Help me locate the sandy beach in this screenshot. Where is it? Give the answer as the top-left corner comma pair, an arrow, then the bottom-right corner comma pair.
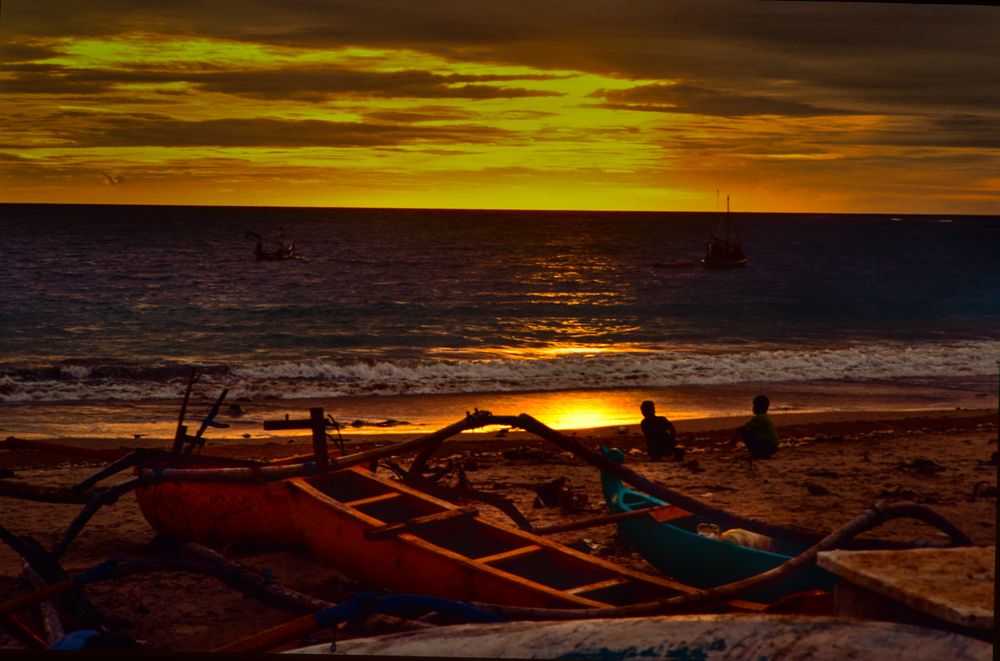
0,407 -> 995,652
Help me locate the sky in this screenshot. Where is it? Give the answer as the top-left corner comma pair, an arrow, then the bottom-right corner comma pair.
2,1 -> 998,213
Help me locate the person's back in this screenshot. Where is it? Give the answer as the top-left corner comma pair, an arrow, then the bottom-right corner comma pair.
639,400 -> 681,461
733,395 -> 779,459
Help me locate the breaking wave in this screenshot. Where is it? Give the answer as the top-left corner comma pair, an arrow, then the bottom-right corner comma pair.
0,340 -> 995,403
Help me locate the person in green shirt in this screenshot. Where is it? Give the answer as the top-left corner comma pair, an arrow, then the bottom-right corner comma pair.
730,395 -> 779,461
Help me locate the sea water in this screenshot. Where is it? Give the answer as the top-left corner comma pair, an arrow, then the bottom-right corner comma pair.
1,204 -> 997,439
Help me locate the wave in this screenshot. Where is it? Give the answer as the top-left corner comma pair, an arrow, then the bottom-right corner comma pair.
0,340 -> 995,403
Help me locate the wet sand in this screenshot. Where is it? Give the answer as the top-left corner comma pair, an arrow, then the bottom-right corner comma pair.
0,409 -> 996,652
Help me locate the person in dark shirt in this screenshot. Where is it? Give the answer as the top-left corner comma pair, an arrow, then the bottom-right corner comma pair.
640,400 -> 683,461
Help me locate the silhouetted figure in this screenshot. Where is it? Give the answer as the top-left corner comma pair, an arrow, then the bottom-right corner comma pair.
640,400 -> 683,461
730,395 -> 779,462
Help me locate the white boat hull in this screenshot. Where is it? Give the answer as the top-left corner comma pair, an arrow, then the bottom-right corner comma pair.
286,614 -> 991,659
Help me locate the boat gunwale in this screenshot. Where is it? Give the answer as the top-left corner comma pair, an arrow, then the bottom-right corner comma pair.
291,466 -> 732,600
287,474 -> 610,608
608,481 -> 809,563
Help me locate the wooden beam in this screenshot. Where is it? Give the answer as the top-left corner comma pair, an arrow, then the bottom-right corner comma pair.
364,506 -> 479,541
309,407 -> 329,470
477,545 -> 542,565
533,509 -> 665,536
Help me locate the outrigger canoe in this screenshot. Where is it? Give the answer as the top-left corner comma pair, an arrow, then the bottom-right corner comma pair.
600,447 -> 838,602
136,463 -> 766,611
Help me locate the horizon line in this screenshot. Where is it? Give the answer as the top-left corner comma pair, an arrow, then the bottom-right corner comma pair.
0,201 -> 993,218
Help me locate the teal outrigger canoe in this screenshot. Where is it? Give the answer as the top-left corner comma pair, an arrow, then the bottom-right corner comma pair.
600,447 -> 838,602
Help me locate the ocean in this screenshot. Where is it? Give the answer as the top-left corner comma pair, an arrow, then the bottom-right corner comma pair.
1,204 -> 998,440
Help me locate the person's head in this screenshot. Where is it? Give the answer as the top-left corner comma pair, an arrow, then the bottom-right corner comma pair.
752,395 -> 770,415
640,400 -> 656,417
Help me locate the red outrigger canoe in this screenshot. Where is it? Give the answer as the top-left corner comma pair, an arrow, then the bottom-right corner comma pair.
136,463 -> 765,611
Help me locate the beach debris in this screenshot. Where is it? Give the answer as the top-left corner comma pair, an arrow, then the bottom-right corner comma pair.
719,528 -> 777,552
971,481 -> 997,500
877,487 -> 916,500
534,477 -> 568,508
616,426 -> 628,435
503,446 -> 550,462
348,419 -> 409,428
532,477 -> 590,512
692,483 -> 737,493
975,451 -> 998,468
566,538 -> 600,554
594,534 -> 636,558
805,469 -> 839,478
899,457 -> 946,475
682,459 -> 705,473
805,482 -> 834,496
813,435 -> 844,443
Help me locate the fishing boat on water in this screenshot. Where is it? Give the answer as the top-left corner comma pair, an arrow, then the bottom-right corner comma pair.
247,229 -> 295,261
701,194 -> 747,268
600,447 -> 837,602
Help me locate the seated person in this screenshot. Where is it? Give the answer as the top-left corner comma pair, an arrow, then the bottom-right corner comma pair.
730,395 -> 779,460
639,400 -> 683,461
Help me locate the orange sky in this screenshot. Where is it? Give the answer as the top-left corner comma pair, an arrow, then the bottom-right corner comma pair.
2,2 -> 998,213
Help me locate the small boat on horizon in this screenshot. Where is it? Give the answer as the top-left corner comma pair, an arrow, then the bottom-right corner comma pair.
701,194 -> 747,269
247,229 -> 296,261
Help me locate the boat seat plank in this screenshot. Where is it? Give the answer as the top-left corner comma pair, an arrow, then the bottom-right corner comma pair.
344,492 -> 401,507
566,577 -> 630,595
650,505 -> 691,523
364,506 -> 479,541
477,545 -> 542,565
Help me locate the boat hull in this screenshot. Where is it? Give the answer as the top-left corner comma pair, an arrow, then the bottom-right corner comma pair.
286,467 -> 725,609
288,615 -> 992,659
135,479 -> 301,548
137,464 -> 759,610
701,256 -> 748,268
600,452 -> 837,602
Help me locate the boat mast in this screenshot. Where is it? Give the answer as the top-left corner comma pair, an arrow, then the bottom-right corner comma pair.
725,195 -> 730,241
